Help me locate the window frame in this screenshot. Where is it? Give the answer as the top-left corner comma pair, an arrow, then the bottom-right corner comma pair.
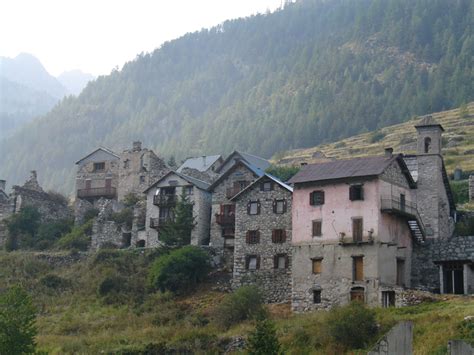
352,217 -> 363,242
93,162 -> 105,172
312,220 -> 322,237
349,184 -> 364,201
310,190 -> 325,206
272,229 -> 286,243
246,230 -> 260,244
312,258 -> 323,274
274,253 -> 289,269
246,255 -> 260,270
247,200 -> 261,215
313,290 -> 322,304
352,256 -> 364,281
261,181 -> 273,192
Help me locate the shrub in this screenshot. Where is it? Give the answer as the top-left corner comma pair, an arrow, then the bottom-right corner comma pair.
450,180 -> 469,205
247,315 -> 281,355
46,190 -> 69,206
456,217 -> 474,236
4,206 -> 41,250
36,219 -> 73,250
98,275 -> 129,297
55,220 -> 92,251
214,285 -> 264,329
326,302 -> 378,350
265,165 -> 300,182
0,285 -> 37,354
369,131 -> 385,143
40,274 -> 70,290
111,208 -> 134,229
123,193 -> 140,207
148,246 -> 210,294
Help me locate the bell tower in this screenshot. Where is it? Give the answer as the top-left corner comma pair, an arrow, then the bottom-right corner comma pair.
415,115 -> 444,155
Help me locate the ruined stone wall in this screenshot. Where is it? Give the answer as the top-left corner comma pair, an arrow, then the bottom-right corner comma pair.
90,198 -> 125,250
76,156 -> 119,192
232,181 -> 292,303
411,235 -> 474,293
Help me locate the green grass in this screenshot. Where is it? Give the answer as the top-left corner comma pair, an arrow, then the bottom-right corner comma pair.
0,251 -> 472,354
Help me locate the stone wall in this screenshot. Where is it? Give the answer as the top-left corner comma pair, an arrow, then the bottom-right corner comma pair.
470,175 -> 474,202
232,179 -> 292,303
411,235 -> 474,293
368,321 -> 413,355
90,198 -> 126,250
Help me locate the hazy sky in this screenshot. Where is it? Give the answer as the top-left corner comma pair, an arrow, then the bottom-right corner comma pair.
0,0 -> 282,76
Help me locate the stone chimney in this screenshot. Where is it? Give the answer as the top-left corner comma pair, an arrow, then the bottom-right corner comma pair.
22,170 -> 43,192
384,147 -> 393,157
469,175 -> 474,202
132,141 -> 142,152
0,180 -> 5,191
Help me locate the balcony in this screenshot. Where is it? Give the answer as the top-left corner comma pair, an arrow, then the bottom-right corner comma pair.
77,187 -> 116,199
380,196 -> 426,243
150,217 -> 174,230
339,232 -> 374,246
153,194 -> 177,206
215,213 -> 235,226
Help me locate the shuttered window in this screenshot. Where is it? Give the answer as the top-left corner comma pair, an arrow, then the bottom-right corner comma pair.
272,229 -> 286,243
310,191 -> 325,205
273,199 -> 287,214
312,220 -> 322,237
353,256 -> 364,281
274,254 -> 289,269
312,259 -> 322,274
247,200 -> 261,215
246,230 -> 260,244
261,181 -> 274,191
349,185 -> 364,201
352,218 -> 363,242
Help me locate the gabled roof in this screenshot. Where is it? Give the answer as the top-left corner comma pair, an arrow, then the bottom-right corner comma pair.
288,154 -> 415,187
414,115 -> 445,131
177,155 -> 222,173
208,159 -> 265,191
231,173 -> 293,201
75,147 -> 120,164
216,151 -> 270,173
144,170 -> 210,193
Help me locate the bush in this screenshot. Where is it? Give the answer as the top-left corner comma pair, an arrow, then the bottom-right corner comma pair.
4,206 -> 41,250
456,217 -> 474,236
55,220 -> 92,251
326,302 -> 378,350
214,285 -> 264,329
148,246 -> 210,294
247,315 -> 281,355
40,274 -> 70,290
265,165 -> 300,182
123,193 -> 140,207
98,275 -> 129,296
0,285 -> 37,354
369,131 -> 385,143
36,219 -> 73,250
46,190 -> 69,206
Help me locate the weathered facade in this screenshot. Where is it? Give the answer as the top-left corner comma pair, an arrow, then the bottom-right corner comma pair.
231,174 -> 293,303
144,171 -> 211,248
209,159 -> 267,271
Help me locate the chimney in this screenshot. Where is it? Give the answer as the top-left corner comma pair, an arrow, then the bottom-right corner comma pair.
384,147 -> 393,157
132,141 -> 142,152
0,180 -> 5,191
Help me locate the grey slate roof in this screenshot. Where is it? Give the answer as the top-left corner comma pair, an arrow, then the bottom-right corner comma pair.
216,151 -> 270,173
177,155 -> 222,173
231,173 -> 293,201
75,147 -> 120,164
144,170 -> 210,193
208,159 -> 265,191
414,115 -> 445,131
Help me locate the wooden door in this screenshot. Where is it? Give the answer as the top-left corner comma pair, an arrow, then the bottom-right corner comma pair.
350,288 -> 365,303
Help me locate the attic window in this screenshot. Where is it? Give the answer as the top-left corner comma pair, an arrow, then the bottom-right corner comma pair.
349,185 -> 364,201
261,181 -> 273,192
93,162 -> 105,171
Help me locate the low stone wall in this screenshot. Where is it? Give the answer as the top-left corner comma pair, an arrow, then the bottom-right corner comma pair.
412,235 -> 474,292
368,321 -> 413,355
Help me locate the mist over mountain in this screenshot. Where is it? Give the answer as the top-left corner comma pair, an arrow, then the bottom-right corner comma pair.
0,0 -> 472,194
57,70 -> 95,96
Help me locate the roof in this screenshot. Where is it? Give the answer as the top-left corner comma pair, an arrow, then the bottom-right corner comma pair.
231,173 -> 293,201
177,155 -> 222,173
216,151 -> 270,173
414,115 -> 445,131
144,170 -> 210,193
208,159 -> 265,191
288,154 -> 414,185
75,147 -> 120,164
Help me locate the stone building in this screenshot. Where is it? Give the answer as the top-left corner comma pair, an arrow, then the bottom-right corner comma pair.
143,171 -> 211,248
0,180 -> 12,244
177,155 -> 223,183
289,153 -> 421,311
208,153 -> 269,271
231,174 -> 293,303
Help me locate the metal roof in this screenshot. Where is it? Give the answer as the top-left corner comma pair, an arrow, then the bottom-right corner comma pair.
177,155 -> 222,173
216,151 -> 270,173
144,170 -> 210,193
288,155 -> 399,184
231,173 -> 293,201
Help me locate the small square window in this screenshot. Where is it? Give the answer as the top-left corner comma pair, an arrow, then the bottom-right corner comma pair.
313,290 -> 321,304
312,220 -> 322,237
262,181 -> 273,191
93,162 -> 105,171
248,201 -> 260,215
310,191 -> 325,205
349,185 -> 364,201
312,259 -> 322,274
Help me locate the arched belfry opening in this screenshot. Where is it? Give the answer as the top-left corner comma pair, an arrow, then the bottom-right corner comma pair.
424,137 -> 431,153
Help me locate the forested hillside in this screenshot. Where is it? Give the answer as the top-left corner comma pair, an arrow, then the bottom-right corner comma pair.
0,0 -> 472,194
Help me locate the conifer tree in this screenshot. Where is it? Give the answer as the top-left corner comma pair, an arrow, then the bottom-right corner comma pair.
247,314 -> 281,355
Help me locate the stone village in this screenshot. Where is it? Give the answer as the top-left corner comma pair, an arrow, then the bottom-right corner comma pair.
1,116 -> 473,312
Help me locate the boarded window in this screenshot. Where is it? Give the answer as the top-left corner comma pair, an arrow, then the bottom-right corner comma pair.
273,199 -> 287,214
352,218 -> 363,242
353,256 -> 364,281
93,162 -> 105,171
246,255 -> 260,270
382,291 -> 395,308
313,290 -> 321,304
312,220 -> 322,237
246,230 -> 260,244
396,259 -> 405,286
247,201 -> 260,215
349,185 -> 364,201
272,229 -> 286,243
312,259 -> 322,274
274,254 -> 288,269
310,191 -> 325,205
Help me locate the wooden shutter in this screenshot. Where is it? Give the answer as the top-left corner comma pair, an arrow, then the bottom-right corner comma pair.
349,186 -> 355,201
247,201 -> 251,215
257,200 -> 261,215
319,191 -> 325,204
256,230 -> 260,243
245,255 -> 250,270
282,230 -> 287,243
312,221 -> 322,237
272,199 -> 276,213
283,199 -> 287,213
271,230 -> 276,243
246,231 -> 250,244
312,259 -> 322,274
352,218 -> 363,242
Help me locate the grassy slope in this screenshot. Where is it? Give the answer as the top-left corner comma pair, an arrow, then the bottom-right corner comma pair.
1,251 -> 472,354
274,102 -> 474,175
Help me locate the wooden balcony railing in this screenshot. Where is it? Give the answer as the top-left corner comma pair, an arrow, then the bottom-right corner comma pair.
77,187 -> 116,199
153,194 -> 177,206
215,213 -> 235,226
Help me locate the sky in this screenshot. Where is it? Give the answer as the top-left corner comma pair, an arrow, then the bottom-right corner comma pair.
0,0 -> 282,77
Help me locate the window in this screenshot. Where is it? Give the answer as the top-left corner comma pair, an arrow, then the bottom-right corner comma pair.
352,218 -> 363,242
424,137 -> 431,153
382,291 -> 395,308
273,199 -> 287,214
353,256 -> 364,281
350,287 -> 365,303
221,204 -> 235,216
313,290 -> 321,304
261,181 -> 273,192
310,191 -> 325,205
274,254 -> 288,269
247,201 -> 260,215
312,258 -> 322,274
246,230 -> 260,244
272,229 -> 286,243
400,194 -> 406,212
246,255 -> 260,270
93,162 -> 105,171
159,207 -> 174,221
396,259 -> 405,286
123,159 -> 130,169
349,185 -> 364,201
184,186 -> 193,195
136,240 -> 146,248
312,220 -> 322,237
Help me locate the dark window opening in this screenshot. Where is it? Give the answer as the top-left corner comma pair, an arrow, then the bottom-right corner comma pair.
349,185 -> 364,201
312,220 -> 322,237
382,291 -> 395,308
313,290 -> 321,304
184,186 -> 193,195
352,218 -> 363,242
246,230 -> 260,244
136,240 -> 146,248
400,194 -> 406,212
261,181 -> 273,192
443,262 -> 465,295
93,162 -> 105,171
310,191 -> 325,206
122,233 -> 132,248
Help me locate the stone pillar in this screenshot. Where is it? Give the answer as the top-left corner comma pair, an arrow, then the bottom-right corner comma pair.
439,265 -> 445,294
469,175 -> 474,202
